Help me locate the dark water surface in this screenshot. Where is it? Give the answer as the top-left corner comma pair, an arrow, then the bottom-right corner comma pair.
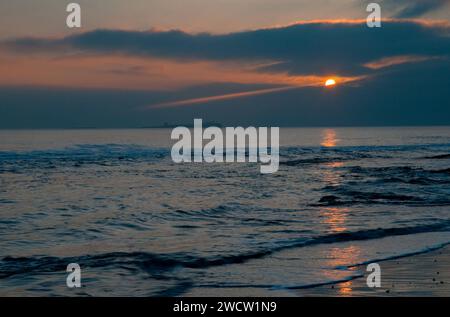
1,127 -> 450,296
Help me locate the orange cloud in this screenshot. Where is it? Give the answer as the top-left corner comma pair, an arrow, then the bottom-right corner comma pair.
146,75 -> 362,109
147,86 -> 296,108
0,50 -> 362,92
266,18 -> 450,29
364,55 -> 439,69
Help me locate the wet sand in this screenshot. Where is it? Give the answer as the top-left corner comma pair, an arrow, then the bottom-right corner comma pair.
295,245 -> 450,296
185,245 -> 450,297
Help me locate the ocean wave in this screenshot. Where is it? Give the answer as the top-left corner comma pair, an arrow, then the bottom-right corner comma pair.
380,177 -> 450,185
348,165 -> 450,176
2,222 -> 449,279
314,191 -> 426,206
0,252 -> 180,279
280,143 -> 450,168
316,188 -> 450,207
282,143 -> 450,154
0,144 -> 169,160
280,157 -> 348,166
423,153 -> 450,159
0,144 -> 169,172
430,168 -> 450,174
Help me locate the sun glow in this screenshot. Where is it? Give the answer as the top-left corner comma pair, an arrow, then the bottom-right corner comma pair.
325,78 -> 336,87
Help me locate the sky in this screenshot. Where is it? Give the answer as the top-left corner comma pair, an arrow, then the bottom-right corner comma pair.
0,0 -> 450,128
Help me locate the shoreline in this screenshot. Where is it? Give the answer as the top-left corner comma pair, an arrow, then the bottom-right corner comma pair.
184,242 -> 450,297
294,244 -> 450,296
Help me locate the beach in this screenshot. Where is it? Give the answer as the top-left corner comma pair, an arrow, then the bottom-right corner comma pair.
296,244 -> 450,296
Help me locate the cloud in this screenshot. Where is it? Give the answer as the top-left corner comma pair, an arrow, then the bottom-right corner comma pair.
3,20 -> 450,79
146,75 -> 362,109
0,52 -> 336,91
374,0 -> 450,18
1,19 -> 450,127
2,58 -> 450,128
363,55 -> 440,69
148,86 -> 297,109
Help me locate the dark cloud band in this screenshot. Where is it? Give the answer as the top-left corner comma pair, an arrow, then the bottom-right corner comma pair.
3,20 -> 450,76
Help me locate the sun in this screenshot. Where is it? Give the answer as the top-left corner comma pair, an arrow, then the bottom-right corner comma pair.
325,79 -> 336,87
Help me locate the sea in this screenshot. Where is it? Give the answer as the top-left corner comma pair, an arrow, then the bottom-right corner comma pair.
0,127 -> 449,296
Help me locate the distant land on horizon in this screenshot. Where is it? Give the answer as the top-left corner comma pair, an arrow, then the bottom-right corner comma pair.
1,124 -> 450,130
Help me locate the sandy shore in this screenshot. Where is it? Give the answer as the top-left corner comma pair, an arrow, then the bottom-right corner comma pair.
295,244 -> 450,296
185,244 -> 450,297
